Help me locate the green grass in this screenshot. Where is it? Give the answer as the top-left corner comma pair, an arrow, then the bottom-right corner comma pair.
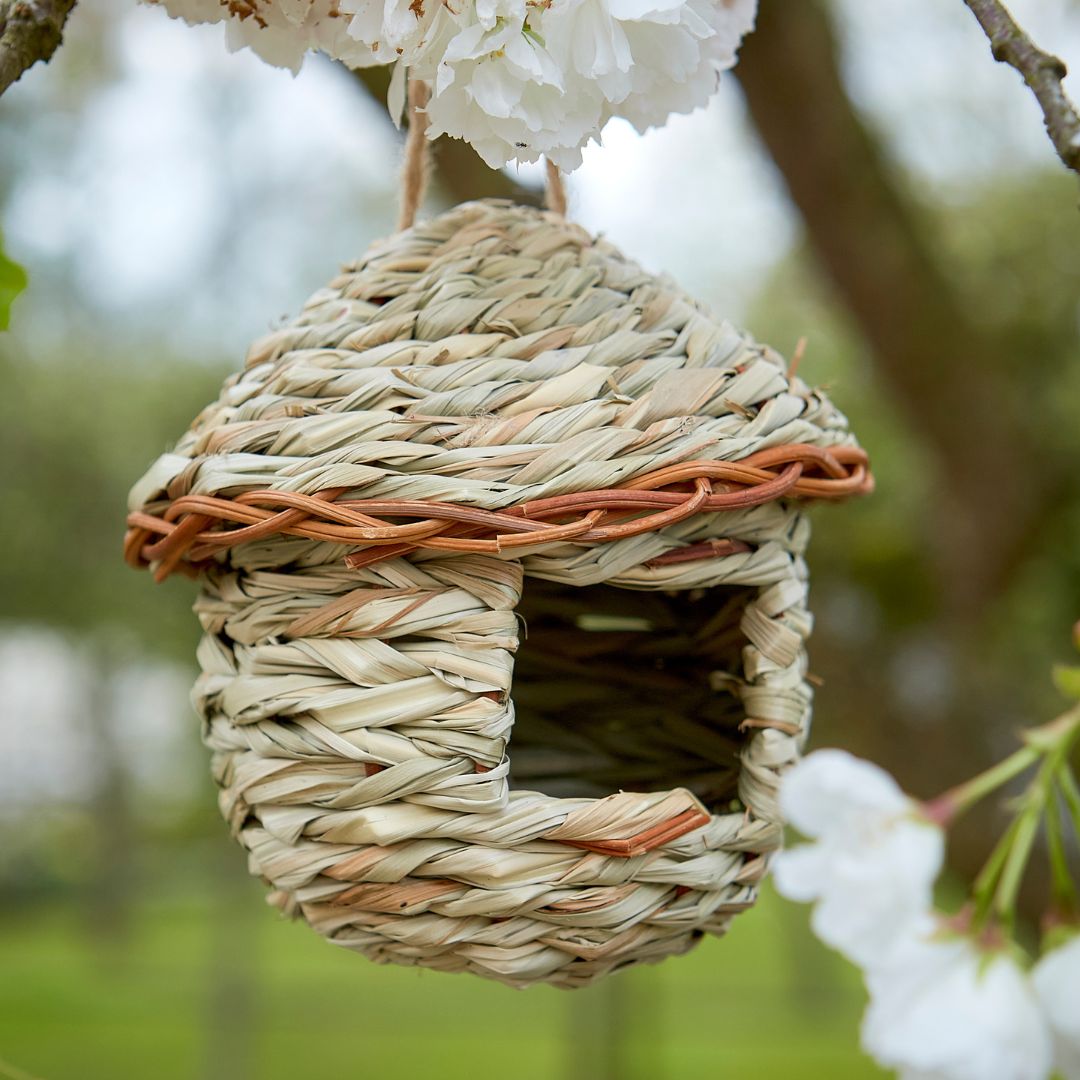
0,883 -> 881,1080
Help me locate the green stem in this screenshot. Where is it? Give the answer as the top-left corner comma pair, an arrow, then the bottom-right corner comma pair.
963,705 -> 1080,927
995,711 -> 1080,922
1059,765 -> 1080,837
993,782 -> 1046,927
972,813 -> 1024,928
926,744 -> 1040,824
1045,784 -> 1079,911
973,709 -> 1080,926
1023,704 -> 1080,753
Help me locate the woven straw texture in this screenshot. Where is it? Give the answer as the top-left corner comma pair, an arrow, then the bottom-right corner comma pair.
127,199 -> 866,989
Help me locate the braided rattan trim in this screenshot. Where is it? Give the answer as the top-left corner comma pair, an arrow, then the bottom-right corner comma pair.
126,443 -> 871,581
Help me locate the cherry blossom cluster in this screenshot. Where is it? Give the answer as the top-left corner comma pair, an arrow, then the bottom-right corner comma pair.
775,745 -> 1080,1080
143,0 -> 757,169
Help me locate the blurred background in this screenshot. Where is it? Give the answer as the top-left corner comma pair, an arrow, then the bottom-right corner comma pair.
2,0 -> 1079,1076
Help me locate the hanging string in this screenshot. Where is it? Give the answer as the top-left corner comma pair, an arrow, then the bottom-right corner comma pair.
398,78 -> 431,232
399,81 -> 566,228
544,158 -> 567,217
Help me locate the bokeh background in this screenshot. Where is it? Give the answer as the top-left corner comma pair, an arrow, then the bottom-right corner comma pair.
2,1 -> 1079,1077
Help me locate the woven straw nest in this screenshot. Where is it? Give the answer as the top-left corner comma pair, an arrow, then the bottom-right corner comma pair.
126,199 -> 870,989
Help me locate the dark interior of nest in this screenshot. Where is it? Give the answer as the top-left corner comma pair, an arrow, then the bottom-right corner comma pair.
508,579 -> 754,811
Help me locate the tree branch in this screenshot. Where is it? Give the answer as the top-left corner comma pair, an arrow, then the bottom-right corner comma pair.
963,0 -> 1080,179
0,0 -> 76,97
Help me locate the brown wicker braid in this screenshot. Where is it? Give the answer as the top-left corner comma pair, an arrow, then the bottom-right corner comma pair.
126,200 -> 870,988
125,443 -> 871,582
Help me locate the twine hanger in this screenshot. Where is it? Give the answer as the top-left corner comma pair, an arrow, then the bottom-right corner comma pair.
397,76 -> 567,231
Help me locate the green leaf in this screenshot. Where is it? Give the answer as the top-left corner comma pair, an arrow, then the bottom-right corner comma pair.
1052,664 -> 1080,700
0,231 -> 28,330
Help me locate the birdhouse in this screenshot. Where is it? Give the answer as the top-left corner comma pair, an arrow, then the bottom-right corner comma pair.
126,199 -> 870,988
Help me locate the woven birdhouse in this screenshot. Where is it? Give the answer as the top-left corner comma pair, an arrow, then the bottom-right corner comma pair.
126,199 -> 870,989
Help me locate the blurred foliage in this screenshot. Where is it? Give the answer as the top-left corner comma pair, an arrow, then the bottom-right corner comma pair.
748,166 -> 1080,734
0,229 -> 27,329
749,257 -> 940,628
1055,662 -> 1080,700
0,346 -> 226,660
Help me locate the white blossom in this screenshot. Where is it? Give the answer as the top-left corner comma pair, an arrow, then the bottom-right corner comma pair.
596,0 -> 757,133
862,930 -> 1052,1080
423,1 -> 599,170
142,0 -> 376,73
1033,934 -> 1080,1080
340,0 -> 454,75
771,749 -> 945,967
143,0 -> 758,169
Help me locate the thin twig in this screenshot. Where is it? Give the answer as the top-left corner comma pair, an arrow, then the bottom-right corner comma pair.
963,0 -> 1080,179
0,0 -> 76,97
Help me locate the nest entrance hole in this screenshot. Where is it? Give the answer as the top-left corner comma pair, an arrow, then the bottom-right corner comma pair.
507,579 -> 754,810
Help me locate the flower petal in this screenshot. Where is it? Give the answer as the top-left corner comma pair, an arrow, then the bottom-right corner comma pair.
780,749 -> 911,839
